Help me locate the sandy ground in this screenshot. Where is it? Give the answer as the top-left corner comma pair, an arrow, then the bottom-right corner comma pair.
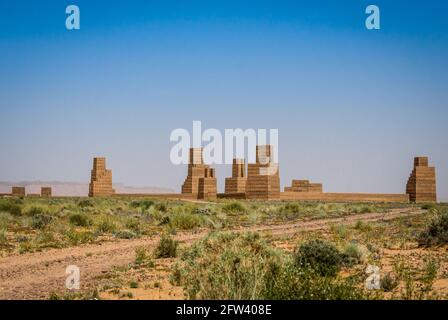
0,207 -> 424,300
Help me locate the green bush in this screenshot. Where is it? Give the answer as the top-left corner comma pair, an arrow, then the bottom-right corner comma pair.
130,200 -> 154,210
349,205 -> 374,214
95,217 -> 117,233
173,232 -> 373,300
294,239 -> 343,277
77,199 -> 94,208
27,206 -> 46,217
0,200 -> 22,216
354,220 -> 372,232
154,235 -> 178,259
173,232 -> 282,299
264,263 -> 373,300
280,203 -> 301,214
125,217 -> 141,233
65,229 -> 95,245
69,213 -> 91,227
276,203 -> 303,220
342,243 -> 365,266
114,230 -> 137,239
155,203 -> 168,213
169,212 -> 203,230
222,202 -> 247,214
31,214 -> 53,229
418,211 -> 448,246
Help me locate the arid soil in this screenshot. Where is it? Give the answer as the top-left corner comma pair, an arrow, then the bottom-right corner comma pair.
0,207 -> 424,299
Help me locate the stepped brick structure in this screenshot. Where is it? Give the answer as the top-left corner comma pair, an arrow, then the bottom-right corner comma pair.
246,145 -> 280,200
11,186 -> 25,197
41,187 -> 52,197
181,148 -> 217,200
285,180 -> 323,193
406,156 -> 436,203
225,159 -> 247,194
88,157 -> 115,197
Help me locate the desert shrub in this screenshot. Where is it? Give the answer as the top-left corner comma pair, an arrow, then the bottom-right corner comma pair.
26,206 -> 46,217
294,239 -> 343,277
381,272 -> 399,292
276,203 -> 302,219
222,202 -> 247,214
130,200 -> 154,210
421,255 -> 439,291
0,212 -> 13,230
0,200 -> 22,216
19,241 -> 33,254
114,230 -> 137,239
418,211 -> 448,246
77,199 -> 93,208
95,217 -> 117,233
421,203 -> 436,210
169,212 -> 203,230
264,262 -> 373,300
173,232 -> 283,299
155,203 -> 168,213
349,205 -> 374,214
331,224 -> 348,239
354,220 -> 372,232
31,214 -> 53,229
65,229 -> 95,245
125,217 -> 141,233
69,213 -> 91,227
135,247 -> 149,265
342,243 -> 365,266
174,232 -> 372,300
34,231 -> 59,248
154,235 -> 178,259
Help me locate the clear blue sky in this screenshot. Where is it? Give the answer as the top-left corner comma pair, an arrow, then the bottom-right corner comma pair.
0,0 -> 447,199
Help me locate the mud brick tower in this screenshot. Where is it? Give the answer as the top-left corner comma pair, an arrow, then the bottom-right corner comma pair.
41,187 -> 52,197
11,186 -> 25,197
406,157 -> 436,203
225,159 -> 247,194
246,145 -> 280,200
88,157 -> 115,197
181,148 -> 217,200
285,180 -> 323,193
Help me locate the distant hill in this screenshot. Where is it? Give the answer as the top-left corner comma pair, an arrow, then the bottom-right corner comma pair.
0,181 -> 174,197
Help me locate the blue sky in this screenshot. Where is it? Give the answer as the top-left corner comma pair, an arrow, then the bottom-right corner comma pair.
0,0 -> 447,199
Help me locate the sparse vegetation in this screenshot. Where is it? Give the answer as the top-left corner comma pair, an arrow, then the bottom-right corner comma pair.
418,209 -> 448,246
1,197 -> 447,300
173,232 -> 375,300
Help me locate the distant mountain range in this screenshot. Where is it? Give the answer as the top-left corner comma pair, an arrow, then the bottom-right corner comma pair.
0,181 -> 174,196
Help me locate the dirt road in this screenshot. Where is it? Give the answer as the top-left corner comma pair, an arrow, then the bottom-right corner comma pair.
0,207 -> 424,299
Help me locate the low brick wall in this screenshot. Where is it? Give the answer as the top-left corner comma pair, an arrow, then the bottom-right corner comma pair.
281,192 -> 409,202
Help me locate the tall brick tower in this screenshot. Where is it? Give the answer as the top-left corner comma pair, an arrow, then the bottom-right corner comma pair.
181,148 -> 217,200
406,156 -> 436,203
88,157 -> 115,197
246,145 -> 280,200
225,159 -> 247,194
